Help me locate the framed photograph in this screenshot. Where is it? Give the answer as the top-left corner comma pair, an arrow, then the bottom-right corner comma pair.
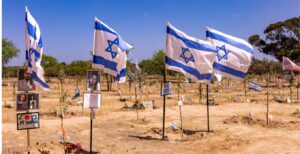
18,69 -> 35,91
86,70 -> 100,91
16,92 -> 29,111
28,92 -> 39,110
17,112 -> 40,130
83,92 -> 101,108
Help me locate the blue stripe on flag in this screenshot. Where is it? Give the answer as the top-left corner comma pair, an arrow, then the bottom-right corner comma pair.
93,55 -> 118,72
167,26 -> 216,53
166,56 -> 212,80
116,68 -> 126,81
31,71 -> 50,89
27,22 -> 37,40
29,48 -> 41,62
206,31 -> 253,54
95,20 -> 117,36
213,62 -> 246,78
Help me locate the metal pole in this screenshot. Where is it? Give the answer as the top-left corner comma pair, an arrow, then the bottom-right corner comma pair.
206,84 -> 210,132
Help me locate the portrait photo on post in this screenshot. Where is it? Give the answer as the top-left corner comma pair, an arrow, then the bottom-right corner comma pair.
86,70 -> 100,91
17,112 -> 40,130
16,92 -> 29,111
18,68 -> 35,91
83,92 -> 101,108
28,92 -> 39,110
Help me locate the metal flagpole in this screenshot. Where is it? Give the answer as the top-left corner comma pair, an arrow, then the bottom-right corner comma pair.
206,84 -> 210,132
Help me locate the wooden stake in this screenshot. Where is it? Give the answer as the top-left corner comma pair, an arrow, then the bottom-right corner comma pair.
199,83 -> 202,104
206,84 -> 210,132
59,79 -> 66,146
267,73 -> 270,125
162,64 -> 167,140
297,74 -> 299,100
179,105 -> 183,140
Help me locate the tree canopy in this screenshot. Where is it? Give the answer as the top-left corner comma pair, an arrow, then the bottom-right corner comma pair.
2,38 -> 20,77
248,17 -> 300,62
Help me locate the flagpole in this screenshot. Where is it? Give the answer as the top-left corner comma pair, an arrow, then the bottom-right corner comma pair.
206,84 -> 210,132
162,58 -> 167,140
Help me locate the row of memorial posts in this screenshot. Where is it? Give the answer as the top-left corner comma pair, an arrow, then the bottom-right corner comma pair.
15,69 -> 102,154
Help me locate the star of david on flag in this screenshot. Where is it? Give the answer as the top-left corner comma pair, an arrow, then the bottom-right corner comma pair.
180,47 -> 195,63
206,27 -> 254,80
105,38 -> 119,59
92,17 -> 133,83
216,45 -> 229,61
166,23 -> 216,83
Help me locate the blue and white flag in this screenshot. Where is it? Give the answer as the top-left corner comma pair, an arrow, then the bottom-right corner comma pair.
92,17 -> 133,83
206,27 -> 254,80
25,6 -> 50,91
166,23 -> 216,83
248,81 -> 261,92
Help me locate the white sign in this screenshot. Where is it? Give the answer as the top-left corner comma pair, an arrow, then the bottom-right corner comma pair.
83,93 -> 101,108
177,100 -> 183,106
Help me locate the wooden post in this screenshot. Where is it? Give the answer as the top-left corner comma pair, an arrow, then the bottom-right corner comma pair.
290,70 -> 293,100
179,105 -> 183,140
59,79 -> 66,146
297,74 -> 299,100
26,90 -> 30,154
162,64 -> 167,140
177,78 -> 180,101
90,108 -> 94,153
199,83 -> 202,104
27,128 -> 30,154
206,84 -> 210,132
267,73 -> 270,125
244,79 -> 247,97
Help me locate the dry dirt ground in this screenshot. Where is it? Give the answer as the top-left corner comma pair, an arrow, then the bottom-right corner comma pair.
2,77 -> 300,154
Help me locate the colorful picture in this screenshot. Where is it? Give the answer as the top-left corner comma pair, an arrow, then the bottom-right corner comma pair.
18,69 -> 35,91
83,93 -> 101,108
17,112 -> 39,130
28,93 -> 39,110
16,93 -> 28,111
86,71 -> 100,91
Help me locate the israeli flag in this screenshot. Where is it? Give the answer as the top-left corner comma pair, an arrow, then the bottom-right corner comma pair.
25,6 -> 50,91
92,17 -> 133,83
206,27 -> 253,80
166,23 -> 216,83
248,81 -> 261,92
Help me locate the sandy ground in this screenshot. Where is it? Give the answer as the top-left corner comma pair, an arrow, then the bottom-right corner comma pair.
2,77 -> 300,154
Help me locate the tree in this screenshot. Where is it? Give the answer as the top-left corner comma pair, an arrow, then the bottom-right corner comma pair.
42,54 -> 60,77
2,38 -> 19,77
66,60 -> 92,76
139,50 -> 165,75
248,17 -> 300,62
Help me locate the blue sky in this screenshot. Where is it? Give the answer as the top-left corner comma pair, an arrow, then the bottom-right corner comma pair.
3,0 -> 300,66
